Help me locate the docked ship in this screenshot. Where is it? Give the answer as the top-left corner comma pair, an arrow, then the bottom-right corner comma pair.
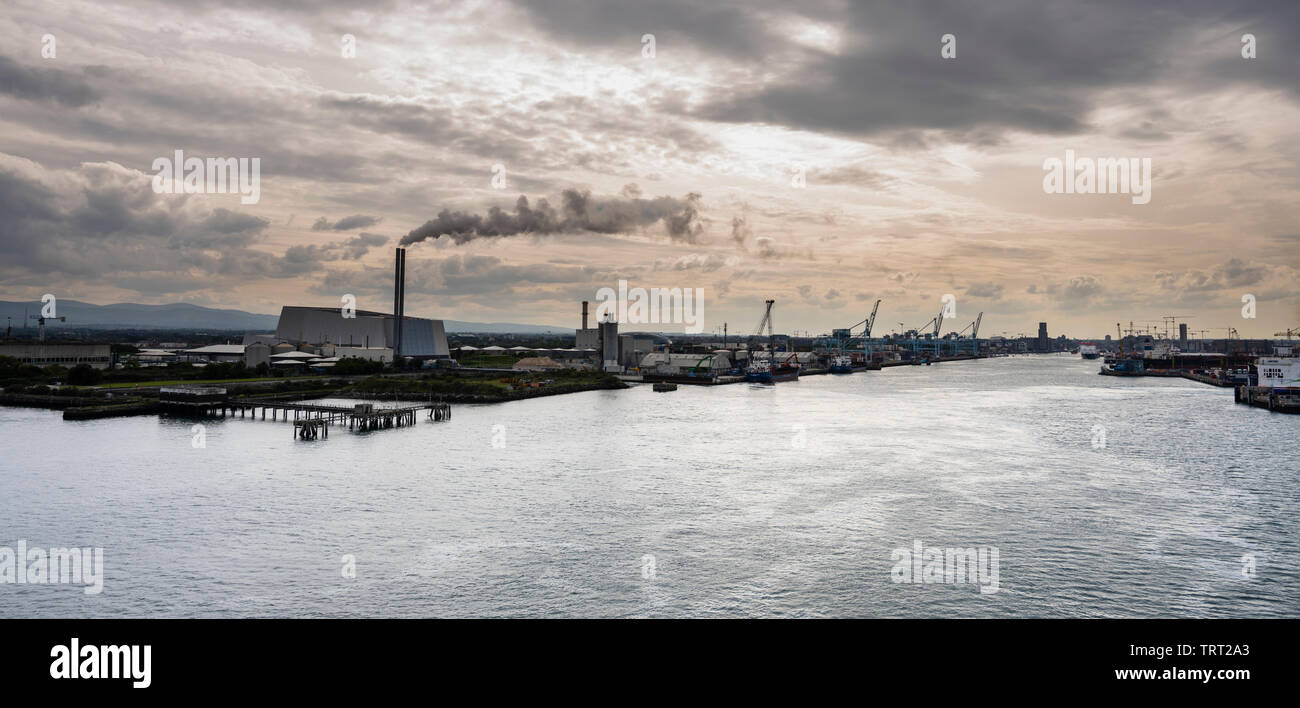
746,354 -> 801,382
746,358 -> 774,383
772,353 -> 801,381
1079,342 -> 1100,360
829,354 -> 853,373
745,299 -> 800,382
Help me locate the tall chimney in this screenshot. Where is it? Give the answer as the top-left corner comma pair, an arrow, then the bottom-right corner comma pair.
393,247 -> 405,358
582,300 -> 589,330
398,247 -> 406,358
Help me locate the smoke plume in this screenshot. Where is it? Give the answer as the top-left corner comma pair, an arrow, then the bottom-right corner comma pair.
401,188 -> 703,246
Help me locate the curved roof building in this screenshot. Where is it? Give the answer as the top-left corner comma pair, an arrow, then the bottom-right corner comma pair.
274,306 -> 449,358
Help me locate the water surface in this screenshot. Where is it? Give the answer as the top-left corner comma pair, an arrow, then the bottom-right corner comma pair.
2,355 -> 1296,617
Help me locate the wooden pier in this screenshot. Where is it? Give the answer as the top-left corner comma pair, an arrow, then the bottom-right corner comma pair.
161,393 -> 452,437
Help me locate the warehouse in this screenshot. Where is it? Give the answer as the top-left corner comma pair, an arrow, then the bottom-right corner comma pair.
274,305 -> 450,361
0,343 -> 113,369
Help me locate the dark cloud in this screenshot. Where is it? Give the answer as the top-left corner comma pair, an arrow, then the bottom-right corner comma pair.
510,0 -> 794,60
653,0 -> 1300,144
0,55 -> 101,107
0,160 -> 330,288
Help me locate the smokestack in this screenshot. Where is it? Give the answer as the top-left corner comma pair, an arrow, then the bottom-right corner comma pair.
582,300 -> 589,330
393,247 -> 406,358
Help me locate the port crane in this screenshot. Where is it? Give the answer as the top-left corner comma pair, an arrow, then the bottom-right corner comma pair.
750,299 -> 778,361
840,299 -> 882,361
29,313 -> 66,342
1160,315 -> 1193,340
905,309 -> 946,358
1274,327 -> 1300,339
954,312 -> 984,356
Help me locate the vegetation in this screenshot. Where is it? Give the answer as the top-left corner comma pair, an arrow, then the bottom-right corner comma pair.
347,369 -> 624,401
455,354 -> 520,368
329,357 -> 387,376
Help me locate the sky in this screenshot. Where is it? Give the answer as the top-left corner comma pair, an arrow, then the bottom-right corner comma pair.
1,0 -> 1297,339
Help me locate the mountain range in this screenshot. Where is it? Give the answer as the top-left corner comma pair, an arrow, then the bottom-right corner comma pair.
0,300 -> 568,334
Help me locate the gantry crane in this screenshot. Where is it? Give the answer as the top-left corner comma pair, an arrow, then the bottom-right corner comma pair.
751,299 -> 778,357
840,299 -> 882,360
954,312 -> 984,356
30,314 -> 66,342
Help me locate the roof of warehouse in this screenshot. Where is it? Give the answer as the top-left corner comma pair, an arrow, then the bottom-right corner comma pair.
183,344 -> 245,354
269,350 -> 318,359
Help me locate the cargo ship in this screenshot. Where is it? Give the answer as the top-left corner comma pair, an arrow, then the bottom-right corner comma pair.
829,354 -> 853,373
1079,342 -> 1100,360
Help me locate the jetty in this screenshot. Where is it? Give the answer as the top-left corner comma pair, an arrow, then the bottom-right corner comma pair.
158,386 -> 451,435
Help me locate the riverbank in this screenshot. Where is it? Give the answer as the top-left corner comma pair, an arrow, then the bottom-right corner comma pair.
1,368 -> 629,418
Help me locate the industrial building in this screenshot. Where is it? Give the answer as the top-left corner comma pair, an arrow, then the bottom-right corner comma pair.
575,300 -> 600,350
182,344 -> 247,363
271,249 -> 449,362
573,300 -> 620,372
0,343 -> 113,369
273,305 -> 448,360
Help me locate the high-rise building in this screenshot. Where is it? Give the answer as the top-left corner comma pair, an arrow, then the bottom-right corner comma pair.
1179,323 -> 1188,350
1037,322 -> 1048,352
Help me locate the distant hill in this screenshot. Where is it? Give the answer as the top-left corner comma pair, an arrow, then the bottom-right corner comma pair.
0,300 -> 567,334
442,320 -> 569,334
0,300 -> 280,331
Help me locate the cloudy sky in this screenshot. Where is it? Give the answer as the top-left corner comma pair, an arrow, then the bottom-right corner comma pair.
1,0 -> 1297,338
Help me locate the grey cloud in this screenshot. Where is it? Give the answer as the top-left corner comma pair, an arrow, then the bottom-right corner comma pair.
312,214 -> 382,231
0,56 -> 101,107
1156,258 -> 1272,292
965,282 -> 1005,299
0,159 -> 324,287
671,1 -> 1300,145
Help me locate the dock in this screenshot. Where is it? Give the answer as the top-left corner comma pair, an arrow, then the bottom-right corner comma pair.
158,387 -> 451,435
1235,385 -> 1300,414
